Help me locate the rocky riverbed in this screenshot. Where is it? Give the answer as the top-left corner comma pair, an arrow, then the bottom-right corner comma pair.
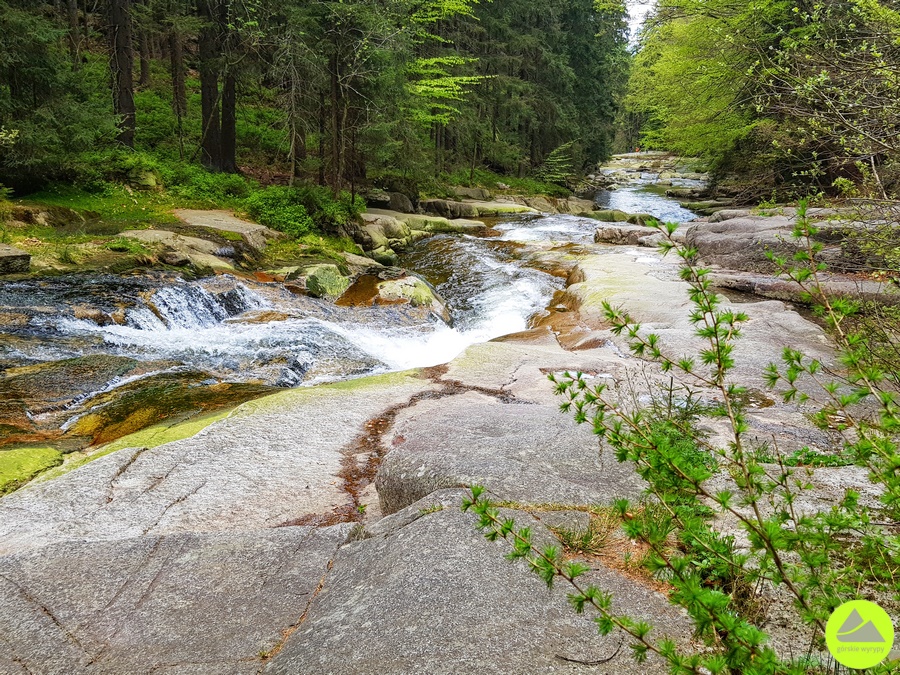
1,163 -> 896,672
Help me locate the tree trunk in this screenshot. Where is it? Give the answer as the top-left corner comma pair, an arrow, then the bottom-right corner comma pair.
221,71 -> 238,173
170,30 -> 187,159
109,0 -> 136,148
330,54 -> 341,194
197,0 -> 221,170
318,91 -> 326,186
67,0 -> 80,67
139,28 -> 151,86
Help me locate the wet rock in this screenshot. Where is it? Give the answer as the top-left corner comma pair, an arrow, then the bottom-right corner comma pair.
266,490 -> 689,675
339,272 -> 452,323
0,526 -> 351,674
72,305 -> 112,326
305,264 -> 351,299
0,244 -> 30,275
376,275 -> 452,324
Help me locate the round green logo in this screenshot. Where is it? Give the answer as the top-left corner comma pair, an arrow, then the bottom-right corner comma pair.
826,600 -> 895,669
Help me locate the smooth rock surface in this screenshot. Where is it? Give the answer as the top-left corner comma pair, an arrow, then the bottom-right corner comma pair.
266,490 -> 691,675
174,209 -> 283,253
0,371 -> 433,555
0,526 -> 350,674
377,390 -> 644,515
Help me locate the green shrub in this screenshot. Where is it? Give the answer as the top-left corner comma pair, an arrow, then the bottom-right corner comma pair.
466,201 -> 900,673
163,164 -> 254,203
243,187 -> 315,237
289,185 -> 366,232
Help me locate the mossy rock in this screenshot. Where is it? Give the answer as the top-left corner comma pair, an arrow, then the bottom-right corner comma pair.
626,213 -> 655,226
305,264 -> 351,299
583,209 -> 630,223
0,446 -> 63,495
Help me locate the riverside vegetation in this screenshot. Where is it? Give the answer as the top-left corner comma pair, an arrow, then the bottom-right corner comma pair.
465,203 -> 900,672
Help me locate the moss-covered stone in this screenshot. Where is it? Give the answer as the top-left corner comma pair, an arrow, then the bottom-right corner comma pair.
0,446 -> 63,495
305,264 -> 351,298
582,209 -> 631,223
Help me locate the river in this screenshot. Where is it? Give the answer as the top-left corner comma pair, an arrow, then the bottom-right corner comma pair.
0,181 -> 695,451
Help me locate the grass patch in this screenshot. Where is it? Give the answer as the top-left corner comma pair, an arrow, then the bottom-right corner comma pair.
25,183 -> 180,226
0,446 -> 63,494
550,509 -> 621,555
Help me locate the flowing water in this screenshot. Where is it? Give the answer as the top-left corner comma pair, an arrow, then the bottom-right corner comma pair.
0,193 -> 694,450
595,176 -> 700,224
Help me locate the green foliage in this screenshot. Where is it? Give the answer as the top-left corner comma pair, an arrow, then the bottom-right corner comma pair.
243,187 -> 315,238
533,142 -> 576,186
164,164 -> 254,204
466,203 -> 900,673
627,0 -> 900,195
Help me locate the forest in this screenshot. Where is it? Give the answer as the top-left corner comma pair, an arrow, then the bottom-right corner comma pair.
2,0 -> 898,203
0,0 -> 628,201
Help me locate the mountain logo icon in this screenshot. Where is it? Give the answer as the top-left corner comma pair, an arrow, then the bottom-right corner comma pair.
826,600 -> 895,668
836,608 -> 886,643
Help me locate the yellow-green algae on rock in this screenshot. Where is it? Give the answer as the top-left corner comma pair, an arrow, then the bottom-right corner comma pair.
0,446 -> 63,495
32,408 -> 235,487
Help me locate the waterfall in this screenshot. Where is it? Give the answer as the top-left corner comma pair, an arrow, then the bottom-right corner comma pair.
126,283 -> 266,331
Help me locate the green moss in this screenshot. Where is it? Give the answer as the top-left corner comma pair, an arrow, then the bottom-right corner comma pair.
305,264 -> 351,299
0,446 -> 63,495
37,408 -> 234,485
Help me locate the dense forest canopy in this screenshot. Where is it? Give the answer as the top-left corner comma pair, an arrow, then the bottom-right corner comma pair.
625,0 -> 900,197
0,0 -> 629,195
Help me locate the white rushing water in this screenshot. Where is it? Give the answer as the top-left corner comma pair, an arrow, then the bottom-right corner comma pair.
11,218 -> 566,386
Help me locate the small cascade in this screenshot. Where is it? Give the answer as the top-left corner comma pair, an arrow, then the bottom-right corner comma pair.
126,283 -> 267,331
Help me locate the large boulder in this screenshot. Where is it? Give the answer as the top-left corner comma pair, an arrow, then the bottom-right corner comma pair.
120,229 -> 235,272
594,224 -> 663,247
451,186 -> 492,200
524,196 -> 557,213
0,244 -> 31,274
340,270 -> 452,324
265,490 -> 691,675
583,209 -> 631,223
684,215 -> 846,273
174,209 -> 284,253
555,197 -> 597,214
420,199 -> 479,219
